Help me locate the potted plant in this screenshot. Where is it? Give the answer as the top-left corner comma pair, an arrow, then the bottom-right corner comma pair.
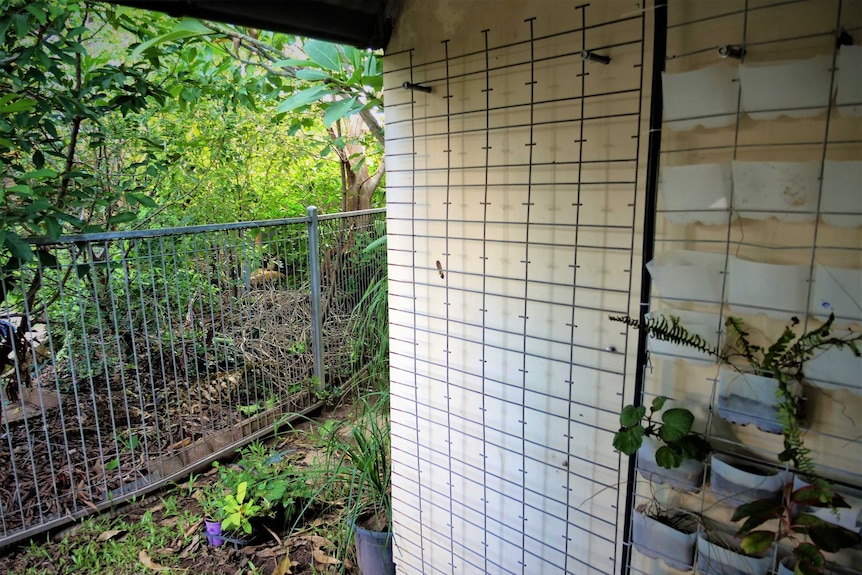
614,395 -> 710,492
732,481 -> 861,575
200,487 -> 226,546
327,393 -> 394,575
631,500 -> 699,570
219,480 -> 261,547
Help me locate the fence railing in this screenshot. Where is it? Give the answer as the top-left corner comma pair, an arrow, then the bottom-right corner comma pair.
0,207 -> 386,547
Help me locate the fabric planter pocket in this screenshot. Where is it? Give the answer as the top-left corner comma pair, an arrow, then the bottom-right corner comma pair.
637,436 -> 705,493
710,453 -> 787,507
631,510 -> 698,571
662,64 -> 739,130
659,163 -> 733,225
717,369 -> 802,434
727,258 -> 809,319
739,55 -> 833,120
696,529 -> 772,575
646,250 -> 726,305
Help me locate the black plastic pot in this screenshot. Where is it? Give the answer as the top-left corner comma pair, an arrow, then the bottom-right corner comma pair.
354,525 -> 394,575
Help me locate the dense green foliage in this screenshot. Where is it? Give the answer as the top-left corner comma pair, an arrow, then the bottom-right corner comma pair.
0,0 -> 385,263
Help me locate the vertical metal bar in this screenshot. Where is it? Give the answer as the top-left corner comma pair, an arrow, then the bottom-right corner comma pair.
519,17 -> 537,575
307,206 -> 324,392
620,2 -> 666,575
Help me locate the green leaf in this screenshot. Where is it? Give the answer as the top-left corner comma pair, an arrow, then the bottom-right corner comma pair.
0,97 -> 37,113
794,543 -> 824,575
619,405 -> 646,427
739,530 -> 774,554
236,481 -> 247,505
272,58 -> 313,68
131,18 -> 214,59
673,435 -> 710,461
791,486 -> 849,508
20,168 -> 57,180
108,212 -> 137,225
612,426 -> 644,455
295,68 -> 332,81
6,184 -> 32,195
323,96 -> 358,127
105,458 -> 120,471
658,408 -> 694,442
276,86 -> 330,113
796,514 -> 862,552
651,396 -> 667,411
36,249 -> 58,268
43,217 -> 61,240
4,232 -> 33,261
654,444 -> 682,469
125,192 -> 157,208
731,498 -> 782,523
303,39 -> 342,72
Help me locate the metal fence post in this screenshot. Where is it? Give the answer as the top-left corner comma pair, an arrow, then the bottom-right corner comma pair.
306,206 -> 324,392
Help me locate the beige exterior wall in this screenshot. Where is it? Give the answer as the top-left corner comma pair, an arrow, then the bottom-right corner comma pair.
383,1 -> 861,574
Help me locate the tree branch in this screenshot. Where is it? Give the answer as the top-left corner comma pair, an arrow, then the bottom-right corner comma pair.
359,108 -> 384,147
362,158 -> 385,195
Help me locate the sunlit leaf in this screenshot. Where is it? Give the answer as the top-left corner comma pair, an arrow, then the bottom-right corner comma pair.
296,69 -> 331,81
276,86 -> 330,113
304,39 -> 342,72
324,97 -> 358,127
131,18 -> 214,59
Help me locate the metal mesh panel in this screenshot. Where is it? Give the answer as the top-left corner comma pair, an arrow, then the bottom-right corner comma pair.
0,208 -> 385,546
383,3 -> 649,573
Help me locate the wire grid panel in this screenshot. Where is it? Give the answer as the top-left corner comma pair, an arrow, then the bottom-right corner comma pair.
385,2 -> 650,574
0,210 -> 384,546
316,211 -> 388,385
631,1 -> 862,574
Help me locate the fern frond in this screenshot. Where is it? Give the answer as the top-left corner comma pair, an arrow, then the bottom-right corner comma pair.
609,314 -> 720,357
724,317 -> 764,371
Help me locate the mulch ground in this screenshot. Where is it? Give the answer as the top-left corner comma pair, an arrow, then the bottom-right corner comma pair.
0,401 -> 360,575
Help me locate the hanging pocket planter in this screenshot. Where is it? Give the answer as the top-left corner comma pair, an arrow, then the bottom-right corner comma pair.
837,45 -> 862,117
637,436 -> 705,493
731,161 -> 820,223
659,163 -> 733,226
727,258 -> 809,319
696,529 -> 772,575
710,453 -> 787,507
662,64 -> 739,130
805,333 -> 862,394
794,477 -> 862,536
822,161 -> 862,228
811,265 -> 862,322
717,369 -> 803,434
631,510 -> 699,571
646,250 -> 727,305
739,55 -> 833,120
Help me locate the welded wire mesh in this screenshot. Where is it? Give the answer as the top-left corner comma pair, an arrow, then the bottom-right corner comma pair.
0,208 -> 385,546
